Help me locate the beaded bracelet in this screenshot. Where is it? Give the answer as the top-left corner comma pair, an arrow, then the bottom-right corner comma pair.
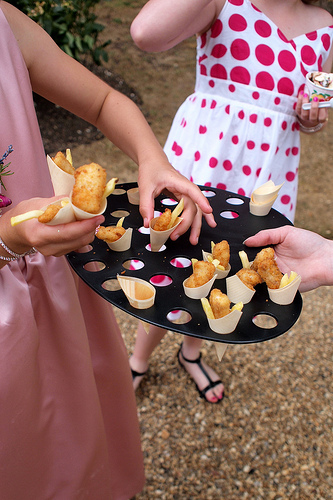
296,116 -> 323,133
0,235 -> 37,261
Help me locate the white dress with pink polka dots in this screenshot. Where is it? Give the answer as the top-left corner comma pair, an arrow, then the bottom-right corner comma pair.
163,0 -> 333,221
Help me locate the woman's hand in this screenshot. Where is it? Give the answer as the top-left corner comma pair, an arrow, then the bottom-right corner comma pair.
0,197 -> 104,258
244,225 -> 333,292
296,90 -> 328,133
138,159 -> 216,245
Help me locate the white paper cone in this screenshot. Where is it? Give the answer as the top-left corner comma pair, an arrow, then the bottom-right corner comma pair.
106,228 -> 133,252
183,273 -> 217,299
249,197 -> 277,216
214,343 -> 228,361
127,187 -> 140,205
251,180 -> 283,204
268,275 -> 301,305
117,275 -> 156,309
70,193 -> 107,220
208,309 -> 243,334
149,217 -> 182,252
47,155 -> 75,196
44,198 -> 76,225
226,274 -> 255,304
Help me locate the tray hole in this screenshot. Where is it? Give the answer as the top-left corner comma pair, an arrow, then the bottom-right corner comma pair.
252,314 -> 278,329
150,274 -> 172,287
112,188 -> 126,195
111,209 -> 130,218
146,243 -> 166,252
161,197 -> 177,206
138,226 -> 150,234
83,261 -> 106,272
226,197 -> 244,206
122,259 -> 144,270
202,190 -> 216,198
220,210 -> 239,219
102,278 -> 120,291
170,257 -> 192,268
167,309 -> 192,325
76,244 -> 93,253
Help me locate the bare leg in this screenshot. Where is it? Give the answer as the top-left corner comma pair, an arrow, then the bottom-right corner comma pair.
179,336 -> 224,403
130,322 -> 167,390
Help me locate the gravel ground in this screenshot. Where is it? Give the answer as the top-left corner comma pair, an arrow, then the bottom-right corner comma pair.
111,284 -> 333,500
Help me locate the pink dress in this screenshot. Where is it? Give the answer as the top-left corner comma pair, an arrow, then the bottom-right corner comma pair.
164,0 -> 333,221
0,6 -> 144,500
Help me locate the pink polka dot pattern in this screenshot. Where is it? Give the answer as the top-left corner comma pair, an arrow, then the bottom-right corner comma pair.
162,0 -> 333,222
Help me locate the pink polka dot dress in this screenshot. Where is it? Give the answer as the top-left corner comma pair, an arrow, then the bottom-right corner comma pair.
164,0 -> 333,221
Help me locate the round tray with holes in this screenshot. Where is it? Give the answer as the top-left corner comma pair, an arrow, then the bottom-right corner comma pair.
67,183 -> 302,344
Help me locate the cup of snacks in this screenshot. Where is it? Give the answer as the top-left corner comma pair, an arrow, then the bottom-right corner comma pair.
306,71 -> 333,102
96,217 -> 133,252
117,275 -> 156,309
201,289 -> 243,334
183,259 -> 218,299
267,272 -> 301,305
47,150 -> 75,196
249,180 -> 283,217
149,199 -> 184,252
202,239 -> 231,279
11,197 -> 76,226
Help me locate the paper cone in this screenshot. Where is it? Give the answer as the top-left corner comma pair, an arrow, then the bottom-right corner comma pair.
249,196 -> 277,216
127,187 -> 140,205
43,198 -> 76,225
267,275 -> 301,305
202,250 -> 231,279
226,274 -> 255,304
105,228 -> 133,252
208,309 -> 243,334
251,180 -> 283,205
214,343 -> 228,361
149,217 -> 182,252
70,193 -> 107,220
183,273 -> 217,299
117,275 -> 156,309
47,155 -> 75,196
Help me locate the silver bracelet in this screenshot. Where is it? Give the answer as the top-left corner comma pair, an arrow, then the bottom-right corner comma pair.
296,116 -> 323,133
0,235 -> 37,261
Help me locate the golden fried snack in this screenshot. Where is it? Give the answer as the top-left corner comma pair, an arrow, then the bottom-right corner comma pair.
236,268 -> 262,290
186,260 -> 216,288
251,247 -> 275,272
209,288 -> 231,319
71,163 -> 107,214
153,208 -> 172,231
96,226 -> 126,243
257,259 -> 283,289
212,240 -> 230,269
38,203 -> 61,223
52,151 -> 75,175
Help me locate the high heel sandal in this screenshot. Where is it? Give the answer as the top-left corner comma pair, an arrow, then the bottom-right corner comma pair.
177,343 -> 224,403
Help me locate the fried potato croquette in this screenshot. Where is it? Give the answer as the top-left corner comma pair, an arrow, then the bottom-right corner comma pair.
153,208 -> 172,231
38,204 -> 61,223
52,151 -> 75,175
236,268 -> 262,290
71,163 -> 107,214
96,226 -> 126,243
186,260 -> 216,288
212,240 -> 230,269
209,288 -> 231,318
251,247 -> 283,289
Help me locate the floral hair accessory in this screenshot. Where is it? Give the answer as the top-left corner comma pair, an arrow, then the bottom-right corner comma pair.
0,145 -> 13,209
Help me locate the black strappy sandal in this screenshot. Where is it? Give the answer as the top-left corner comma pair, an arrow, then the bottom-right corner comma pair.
131,367 -> 147,382
177,344 -> 224,403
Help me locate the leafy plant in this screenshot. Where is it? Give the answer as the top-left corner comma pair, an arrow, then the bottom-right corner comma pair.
8,0 -> 110,64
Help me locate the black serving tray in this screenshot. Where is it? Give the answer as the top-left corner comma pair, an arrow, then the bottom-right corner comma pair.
67,183 -> 302,344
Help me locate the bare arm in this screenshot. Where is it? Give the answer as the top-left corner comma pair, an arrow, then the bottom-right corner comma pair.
130,0 -> 224,52
244,226 -> 333,292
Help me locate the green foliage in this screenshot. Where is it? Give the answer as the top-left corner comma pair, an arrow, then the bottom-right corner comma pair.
8,0 -> 110,64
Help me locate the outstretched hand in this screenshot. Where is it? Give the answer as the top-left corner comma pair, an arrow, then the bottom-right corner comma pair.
138,160 -> 216,245
244,225 -> 333,292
